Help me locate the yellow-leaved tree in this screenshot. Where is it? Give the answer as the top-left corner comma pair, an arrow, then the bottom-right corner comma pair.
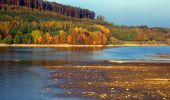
31,30 -> 42,44
59,30 -> 67,43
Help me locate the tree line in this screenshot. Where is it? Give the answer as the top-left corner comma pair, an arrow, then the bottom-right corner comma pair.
0,0 -> 95,19
110,26 -> 170,45
0,6 -> 170,45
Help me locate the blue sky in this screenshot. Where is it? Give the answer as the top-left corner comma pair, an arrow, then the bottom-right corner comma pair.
48,0 -> 170,28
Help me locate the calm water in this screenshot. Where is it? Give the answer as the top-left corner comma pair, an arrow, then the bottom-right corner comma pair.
0,46 -> 170,100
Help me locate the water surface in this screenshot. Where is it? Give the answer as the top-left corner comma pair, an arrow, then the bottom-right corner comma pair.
0,46 -> 170,100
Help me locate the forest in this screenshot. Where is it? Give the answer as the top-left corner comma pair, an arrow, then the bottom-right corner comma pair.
0,0 -> 95,19
0,1 -> 170,45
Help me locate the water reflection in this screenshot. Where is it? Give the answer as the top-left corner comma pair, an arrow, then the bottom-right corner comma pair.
1,46 -> 170,63
0,47 -> 105,62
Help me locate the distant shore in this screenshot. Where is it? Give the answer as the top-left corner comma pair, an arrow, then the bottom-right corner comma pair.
0,43 -> 168,48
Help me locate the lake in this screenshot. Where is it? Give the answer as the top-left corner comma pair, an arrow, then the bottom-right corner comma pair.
0,46 -> 170,100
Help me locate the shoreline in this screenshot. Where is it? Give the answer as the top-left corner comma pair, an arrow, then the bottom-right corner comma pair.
0,43 -> 168,48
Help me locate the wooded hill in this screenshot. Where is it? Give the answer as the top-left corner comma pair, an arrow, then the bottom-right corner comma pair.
0,1 -> 170,45
0,5 -> 111,45
0,0 -> 95,19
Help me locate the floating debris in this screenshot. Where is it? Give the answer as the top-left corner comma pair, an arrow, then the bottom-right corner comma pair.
126,88 -> 129,91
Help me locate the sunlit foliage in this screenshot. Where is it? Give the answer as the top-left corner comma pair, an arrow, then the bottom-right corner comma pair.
0,4 -> 169,45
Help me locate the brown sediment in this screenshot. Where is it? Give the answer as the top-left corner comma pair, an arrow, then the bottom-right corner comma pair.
47,62 -> 170,100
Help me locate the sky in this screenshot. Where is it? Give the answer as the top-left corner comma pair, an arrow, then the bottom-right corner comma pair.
48,0 -> 170,28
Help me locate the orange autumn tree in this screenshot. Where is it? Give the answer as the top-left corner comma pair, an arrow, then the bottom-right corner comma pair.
95,25 -> 111,38
0,22 -> 10,37
67,34 -> 72,44
44,32 -> 53,44
93,25 -> 111,45
65,26 -> 111,45
53,35 -> 60,44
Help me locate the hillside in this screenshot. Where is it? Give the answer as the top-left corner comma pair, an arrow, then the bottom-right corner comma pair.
0,1 -> 170,45
0,0 -> 95,19
0,4 -> 112,45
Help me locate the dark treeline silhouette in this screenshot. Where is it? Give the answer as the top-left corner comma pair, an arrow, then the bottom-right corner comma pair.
0,0 -> 95,19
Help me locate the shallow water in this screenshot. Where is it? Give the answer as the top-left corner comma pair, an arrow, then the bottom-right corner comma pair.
0,46 -> 170,100
93,46 -> 170,62
1,46 -> 170,62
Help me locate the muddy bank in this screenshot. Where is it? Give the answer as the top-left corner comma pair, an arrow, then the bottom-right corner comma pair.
47,63 -> 170,100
